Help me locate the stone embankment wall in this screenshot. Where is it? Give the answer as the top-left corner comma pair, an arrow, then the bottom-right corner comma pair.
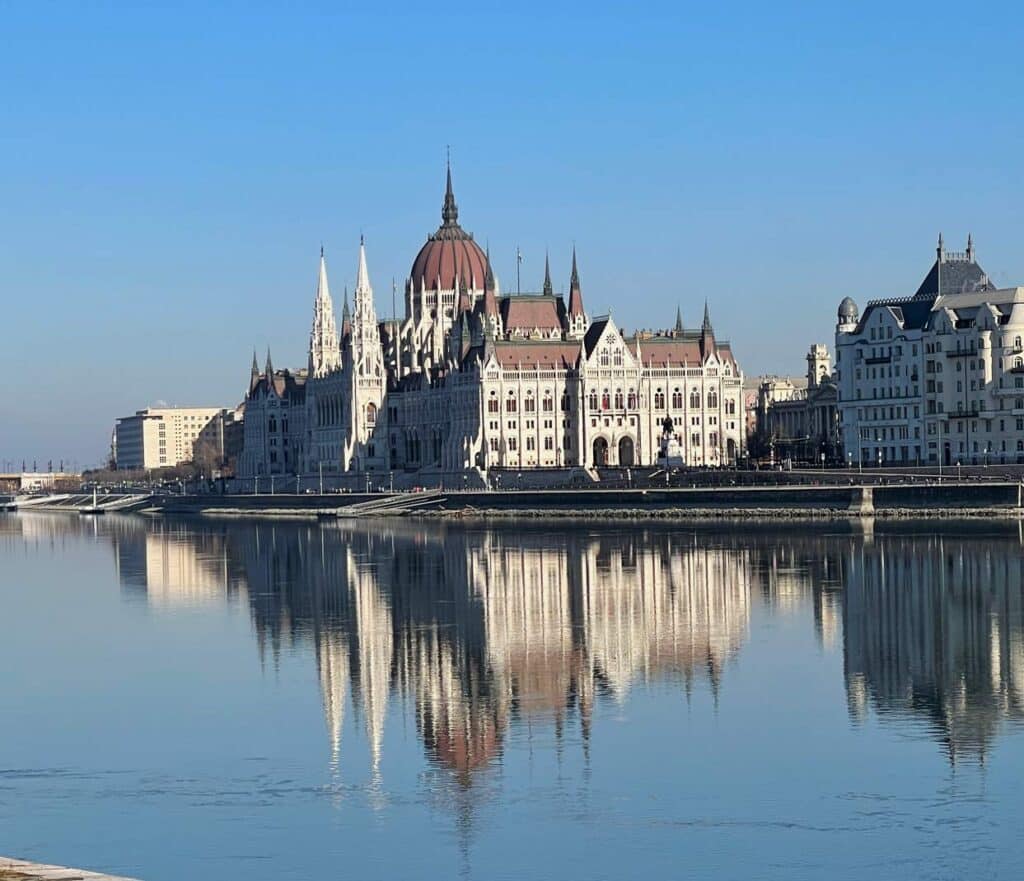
152,482 -> 1024,519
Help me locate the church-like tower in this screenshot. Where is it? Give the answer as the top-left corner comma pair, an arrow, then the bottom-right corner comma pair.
344,238 -> 386,472
309,248 -> 341,377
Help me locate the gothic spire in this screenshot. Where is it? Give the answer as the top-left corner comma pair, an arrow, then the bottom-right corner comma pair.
251,349 -> 259,374
967,233 -> 975,261
937,232 -> 945,260
702,300 -> 713,333
675,305 -> 683,334
483,247 -> 498,320
265,347 -> 274,376
441,157 -> 459,226
309,248 -> 340,376
543,251 -> 553,296
568,245 -> 584,318
355,235 -> 371,296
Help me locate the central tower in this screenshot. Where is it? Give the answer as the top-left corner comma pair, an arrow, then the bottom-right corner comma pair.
403,163 -> 488,373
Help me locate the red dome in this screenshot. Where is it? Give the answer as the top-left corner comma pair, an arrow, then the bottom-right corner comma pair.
409,166 -> 488,293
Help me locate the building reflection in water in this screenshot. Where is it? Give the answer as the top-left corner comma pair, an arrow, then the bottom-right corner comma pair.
842,527 -> 1024,762
7,512 -> 1023,775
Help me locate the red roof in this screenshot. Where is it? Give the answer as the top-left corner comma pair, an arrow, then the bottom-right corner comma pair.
493,342 -> 580,369
501,296 -> 563,332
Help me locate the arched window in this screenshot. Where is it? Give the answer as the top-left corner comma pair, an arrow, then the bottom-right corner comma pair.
725,399 -> 736,415
599,348 -> 609,367
269,416 -> 277,432
589,390 -> 599,410
689,389 -> 700,409
708,391 -> 719,409
601,389 -> 611,410
488,394 -> 499,413
654,389 -> 665,409
672,388 -> 683,409
1016,336 -> 1022,350
366,403 -> 377,425
614,389 -> 624,409
613,349 -> 623,366
506,394 -> 517,413
1015,358 -> 1023,370
627,389 -> 637,408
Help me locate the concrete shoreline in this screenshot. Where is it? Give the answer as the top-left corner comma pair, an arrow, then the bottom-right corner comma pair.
0,857 -> 138,881
144,481 -> 1024,520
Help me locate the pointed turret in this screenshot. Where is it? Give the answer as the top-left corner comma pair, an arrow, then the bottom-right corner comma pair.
700,300 -> 715,360
249,349 -> 261,395
309,248 -> 341,376
441,158 -> 458,226
355,235 -> 371,295
568,246 -> 584,317
967,233 -> 975,261
341,286 -> 352,339
265,347 -> 274,377
937,232 -> 945,261
566,245 -> 586,340
543,252 -> 553,296
675,305 -> 684,335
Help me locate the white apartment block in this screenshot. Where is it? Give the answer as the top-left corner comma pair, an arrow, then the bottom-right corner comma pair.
114,407 -> 228,470
835,236 -> 1024,466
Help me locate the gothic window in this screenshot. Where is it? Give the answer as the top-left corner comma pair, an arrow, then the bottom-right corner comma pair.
508,437 -> 518,451
689,389 -> 700,409
613,349 -> 623,366
691,433 -> 701,447
506,396 -> 517,413
601,390 -> 611,410
614,389 -> 624,409
709,432 -> 719,448
525,396 -> 536,413
1016,336 -> 1022,350
526,437 -> 535,451
366,403 -> 377,425
488,396 -> 499,413
589,391 -> 599,410
627,389 -> 637,408
561,393 -> 570,411
654,390 -> 665,409
672,388 -> 684,409
707,392 -> 718,409
600,348 -> 609,367
269,416 -> 277,432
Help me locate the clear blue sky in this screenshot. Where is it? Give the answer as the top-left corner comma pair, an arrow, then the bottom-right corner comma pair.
2,1 -> 1023,468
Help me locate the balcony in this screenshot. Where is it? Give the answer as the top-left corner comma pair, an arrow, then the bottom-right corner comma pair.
864,355 -> 891,365
945,349 -> 977,359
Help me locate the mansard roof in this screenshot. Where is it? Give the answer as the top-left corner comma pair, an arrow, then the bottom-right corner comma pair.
462,339 -> 581,370
913,252 -> 993,299
499,294 -> 566,333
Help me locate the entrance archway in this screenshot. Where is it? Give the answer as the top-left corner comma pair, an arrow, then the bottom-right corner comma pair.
726,438 -> 737,463
618,436 -> 635,467
593,437 -> 609,466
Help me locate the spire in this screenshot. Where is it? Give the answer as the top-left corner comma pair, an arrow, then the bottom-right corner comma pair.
543,251 -> 553,296
937,232 -> 945,261
967,233 -> 975,261
265,347 -> 274,376
702,300 -> 713,333
251,349 -> 259,374
568,245 -> 584,318
483,246 -> 499,322
309,249 -> 340,376
441,156 -> 459,226
355,235 -> 371,295
675,305 -> 683,334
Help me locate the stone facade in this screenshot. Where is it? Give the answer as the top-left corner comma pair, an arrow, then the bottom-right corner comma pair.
835,236 -> 1024,466
755,344 -> 840,463
240,168 -> 746,479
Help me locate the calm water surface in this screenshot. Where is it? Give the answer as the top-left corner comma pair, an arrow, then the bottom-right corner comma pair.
2,513 -> 1024,880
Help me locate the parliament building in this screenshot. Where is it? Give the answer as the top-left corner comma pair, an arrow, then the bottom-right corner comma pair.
238,167 -> 745,482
